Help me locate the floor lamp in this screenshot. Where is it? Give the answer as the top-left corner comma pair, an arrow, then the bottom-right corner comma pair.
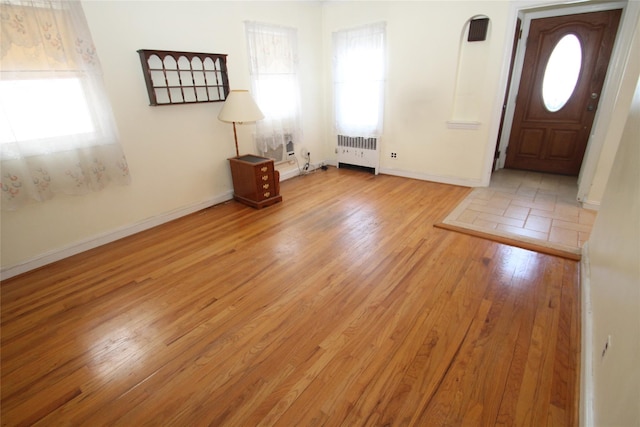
217,90 -> 264,157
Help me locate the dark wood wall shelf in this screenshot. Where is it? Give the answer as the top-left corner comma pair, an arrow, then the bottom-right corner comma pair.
137,49 -> 229,106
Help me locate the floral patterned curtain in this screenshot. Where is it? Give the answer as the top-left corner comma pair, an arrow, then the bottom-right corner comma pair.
0,0 -> 130,211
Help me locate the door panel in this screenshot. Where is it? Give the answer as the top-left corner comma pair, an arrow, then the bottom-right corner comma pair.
548,130 -> 578,159
519,129 -> 544,156
505,9 -> 622,175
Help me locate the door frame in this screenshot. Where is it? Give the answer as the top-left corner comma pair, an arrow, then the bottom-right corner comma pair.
490,0 -> 632,206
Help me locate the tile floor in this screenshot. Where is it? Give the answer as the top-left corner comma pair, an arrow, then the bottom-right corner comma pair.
442,169 -> 597,254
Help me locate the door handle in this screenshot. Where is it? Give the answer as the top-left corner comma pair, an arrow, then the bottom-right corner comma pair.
587,105 -> 595,111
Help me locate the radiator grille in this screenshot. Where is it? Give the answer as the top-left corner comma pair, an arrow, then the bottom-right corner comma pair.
337,135 -> 378,150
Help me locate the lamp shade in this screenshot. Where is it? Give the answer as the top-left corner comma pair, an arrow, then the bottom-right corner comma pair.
217,90 -> 264,123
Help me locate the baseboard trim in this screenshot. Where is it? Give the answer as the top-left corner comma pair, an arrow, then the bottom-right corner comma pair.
279,167 -> 302,181
0,191 -> 234,281
580,242 -> 594,427
379,167 -> 483,188
581,200 -> 601,211
277,161 -> 332,181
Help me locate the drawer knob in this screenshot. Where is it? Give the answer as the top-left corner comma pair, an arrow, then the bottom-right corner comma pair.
261,166 -> 268,172
263,183 -> 270,189
262,175 -> 269,181
264,192 -> 271,198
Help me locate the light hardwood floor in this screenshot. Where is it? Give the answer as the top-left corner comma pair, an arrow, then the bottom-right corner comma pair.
1,167 -> 580,426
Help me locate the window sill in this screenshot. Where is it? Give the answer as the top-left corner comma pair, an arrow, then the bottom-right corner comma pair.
446,120 -> 481,130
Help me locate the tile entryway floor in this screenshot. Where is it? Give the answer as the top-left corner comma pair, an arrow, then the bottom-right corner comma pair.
439,169 -> 597,258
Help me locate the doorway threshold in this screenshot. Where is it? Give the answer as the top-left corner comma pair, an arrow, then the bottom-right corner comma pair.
436,169 -> 596,260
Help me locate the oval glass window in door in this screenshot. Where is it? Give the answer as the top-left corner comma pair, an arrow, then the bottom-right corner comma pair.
542,34 -> 582,112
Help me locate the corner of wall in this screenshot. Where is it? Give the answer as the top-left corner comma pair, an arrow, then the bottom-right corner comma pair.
580,241 -> 594,427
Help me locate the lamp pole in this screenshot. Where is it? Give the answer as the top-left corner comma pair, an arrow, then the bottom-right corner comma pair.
232,122 -> 239,157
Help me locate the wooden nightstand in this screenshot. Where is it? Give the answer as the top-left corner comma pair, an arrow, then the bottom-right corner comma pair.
228,155 -> 282,209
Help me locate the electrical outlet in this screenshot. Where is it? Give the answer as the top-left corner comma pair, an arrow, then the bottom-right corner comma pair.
391,152 -> 397,158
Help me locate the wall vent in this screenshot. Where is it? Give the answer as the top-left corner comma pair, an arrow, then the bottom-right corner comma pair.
468,18 -> 489,42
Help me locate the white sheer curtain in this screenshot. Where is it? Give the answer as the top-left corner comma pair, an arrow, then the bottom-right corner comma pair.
0,0 -> 130,211
333,22 -> 386,137
245,21 -> 302,159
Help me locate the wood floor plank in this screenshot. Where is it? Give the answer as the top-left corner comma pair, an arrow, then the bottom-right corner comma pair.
0,167 -> 580,426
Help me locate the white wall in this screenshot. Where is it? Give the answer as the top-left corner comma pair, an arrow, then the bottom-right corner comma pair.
583,16 -> 640,426
0,1 -> 324,276
321,1 -> 510,185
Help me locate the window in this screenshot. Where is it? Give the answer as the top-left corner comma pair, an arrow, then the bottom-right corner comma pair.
0,77 -> 94,148
333,22 -> 386,137
542,34 -> 582,112
245,22 -> 302,163
0,1 -> 130,210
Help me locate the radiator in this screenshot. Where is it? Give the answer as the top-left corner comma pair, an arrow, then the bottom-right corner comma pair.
336,135 -> 380,175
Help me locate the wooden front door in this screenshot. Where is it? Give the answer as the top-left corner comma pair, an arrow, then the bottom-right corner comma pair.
505,9 -> 621,176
